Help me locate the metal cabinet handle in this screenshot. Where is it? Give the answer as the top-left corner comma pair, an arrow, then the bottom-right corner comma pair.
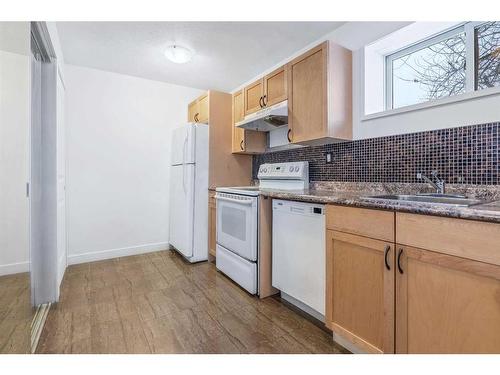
259,96 -> 264,108
287,129 -> 292,142
240,140 -> 244,151
397,248 -> 404,274
384,245 -> 391,271
263,95 -> 267,106
194,113 -> 199,122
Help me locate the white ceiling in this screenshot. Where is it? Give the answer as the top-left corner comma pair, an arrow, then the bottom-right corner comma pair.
56,22 -> 344,91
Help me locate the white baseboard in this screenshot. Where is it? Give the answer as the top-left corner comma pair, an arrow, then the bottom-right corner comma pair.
0,261 -> 30,276
67,242 -> 171,265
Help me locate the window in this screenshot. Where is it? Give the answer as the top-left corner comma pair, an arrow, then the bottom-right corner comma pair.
385,22 -> 500,110
476,22 -> 500,90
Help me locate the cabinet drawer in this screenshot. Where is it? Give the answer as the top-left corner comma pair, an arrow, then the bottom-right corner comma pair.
326,205 -> 394,242
396,213 -> 500,265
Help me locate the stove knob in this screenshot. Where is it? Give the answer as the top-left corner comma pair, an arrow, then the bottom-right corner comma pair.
294,166 -> 300,172
289,166 -> 294,172
263,168 -> 267,173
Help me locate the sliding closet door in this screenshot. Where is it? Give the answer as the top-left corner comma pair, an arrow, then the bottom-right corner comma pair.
0,21 -> 32,354
30,32 -> 59,306
56,69 -> 67,291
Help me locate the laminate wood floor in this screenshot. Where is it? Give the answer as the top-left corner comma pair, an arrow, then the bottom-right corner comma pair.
36,250 -> 348,354
0,272 -> 31,353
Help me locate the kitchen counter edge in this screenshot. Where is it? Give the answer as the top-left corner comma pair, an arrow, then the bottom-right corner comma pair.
258,189 -> 500,224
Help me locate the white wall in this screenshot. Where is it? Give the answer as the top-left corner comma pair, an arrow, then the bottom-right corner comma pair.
0,50 -> 30,275
65,64 -> 203,264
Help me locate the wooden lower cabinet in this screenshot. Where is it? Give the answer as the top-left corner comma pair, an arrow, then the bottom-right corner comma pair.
208,191 -> 216,258
395,245 -> 500,353
326,230 -> 395,354
326,207 -> 500,354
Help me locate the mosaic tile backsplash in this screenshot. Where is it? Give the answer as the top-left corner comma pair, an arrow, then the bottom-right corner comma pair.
253,122 -> 500,185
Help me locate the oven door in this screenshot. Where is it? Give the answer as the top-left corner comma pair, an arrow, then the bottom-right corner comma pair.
216,192 -> 258,262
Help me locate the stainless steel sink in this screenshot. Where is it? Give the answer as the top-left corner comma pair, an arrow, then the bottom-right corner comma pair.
362,194 -> 484,207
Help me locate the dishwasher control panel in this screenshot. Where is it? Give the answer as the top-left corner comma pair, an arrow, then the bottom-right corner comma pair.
273,199 -> 324,215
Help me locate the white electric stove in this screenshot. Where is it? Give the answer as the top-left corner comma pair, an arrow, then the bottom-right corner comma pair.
215,161 -> 309,295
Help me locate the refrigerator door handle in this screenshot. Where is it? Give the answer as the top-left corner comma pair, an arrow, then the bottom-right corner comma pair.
182,133 -> 188,164
182,133 -> 188,192
182,164 -> 186,192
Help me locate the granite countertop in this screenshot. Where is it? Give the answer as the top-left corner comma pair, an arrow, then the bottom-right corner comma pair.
257,186 -> 500,224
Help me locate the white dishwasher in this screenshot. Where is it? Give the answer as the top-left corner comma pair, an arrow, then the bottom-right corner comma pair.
272,199 -> 325,320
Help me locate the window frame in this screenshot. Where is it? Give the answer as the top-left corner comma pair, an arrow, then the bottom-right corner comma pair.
384,22 -> 490,110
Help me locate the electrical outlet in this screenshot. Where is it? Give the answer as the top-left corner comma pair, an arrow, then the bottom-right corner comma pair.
325,152 -> 333,164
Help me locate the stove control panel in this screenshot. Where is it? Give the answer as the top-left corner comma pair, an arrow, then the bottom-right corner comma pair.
257,161 -> 309,181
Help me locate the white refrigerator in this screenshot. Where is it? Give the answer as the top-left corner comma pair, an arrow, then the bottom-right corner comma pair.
169,123 -> 209,262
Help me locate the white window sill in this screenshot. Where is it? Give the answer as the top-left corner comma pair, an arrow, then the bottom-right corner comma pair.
361,86 -> 500,122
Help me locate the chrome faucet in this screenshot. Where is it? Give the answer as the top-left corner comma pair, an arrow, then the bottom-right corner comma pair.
417,171 -> 445,194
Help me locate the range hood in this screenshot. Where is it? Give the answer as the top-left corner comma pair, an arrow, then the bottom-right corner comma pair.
235,100 -> 288,132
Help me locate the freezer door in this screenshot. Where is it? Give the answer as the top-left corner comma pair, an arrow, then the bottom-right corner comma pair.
169,163 -> 195,257
171,125 -> 195,166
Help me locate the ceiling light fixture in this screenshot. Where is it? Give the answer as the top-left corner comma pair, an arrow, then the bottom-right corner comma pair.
164,45 -> 193,64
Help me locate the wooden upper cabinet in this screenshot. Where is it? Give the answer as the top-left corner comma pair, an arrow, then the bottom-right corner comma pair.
263,66 -> 287,107
188,100 -> 198,122
326,230 -> 395,354
197,94 -> 209,123
243,79 -> 264,116
288,43 -> 327,144
187,92 -> 209,124
232,90 -> 245,153
232,90 -> 266,154
287,41 -> 352,145
243,66 -> 288,116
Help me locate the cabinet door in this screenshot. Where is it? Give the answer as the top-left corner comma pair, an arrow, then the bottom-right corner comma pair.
208,192 -> 216,258
243,79 -> 264,116
287,42 -> 327,143
395,245 -> 500,353
197,94 -> 209,124
188,100 -> 198,122
232,90 -> 246,153
232,90 -> 266,154
326,230 -> 395,353
263,66 -> 287,107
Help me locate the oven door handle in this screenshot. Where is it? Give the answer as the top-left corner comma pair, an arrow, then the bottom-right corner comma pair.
215,195 -> 254,205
